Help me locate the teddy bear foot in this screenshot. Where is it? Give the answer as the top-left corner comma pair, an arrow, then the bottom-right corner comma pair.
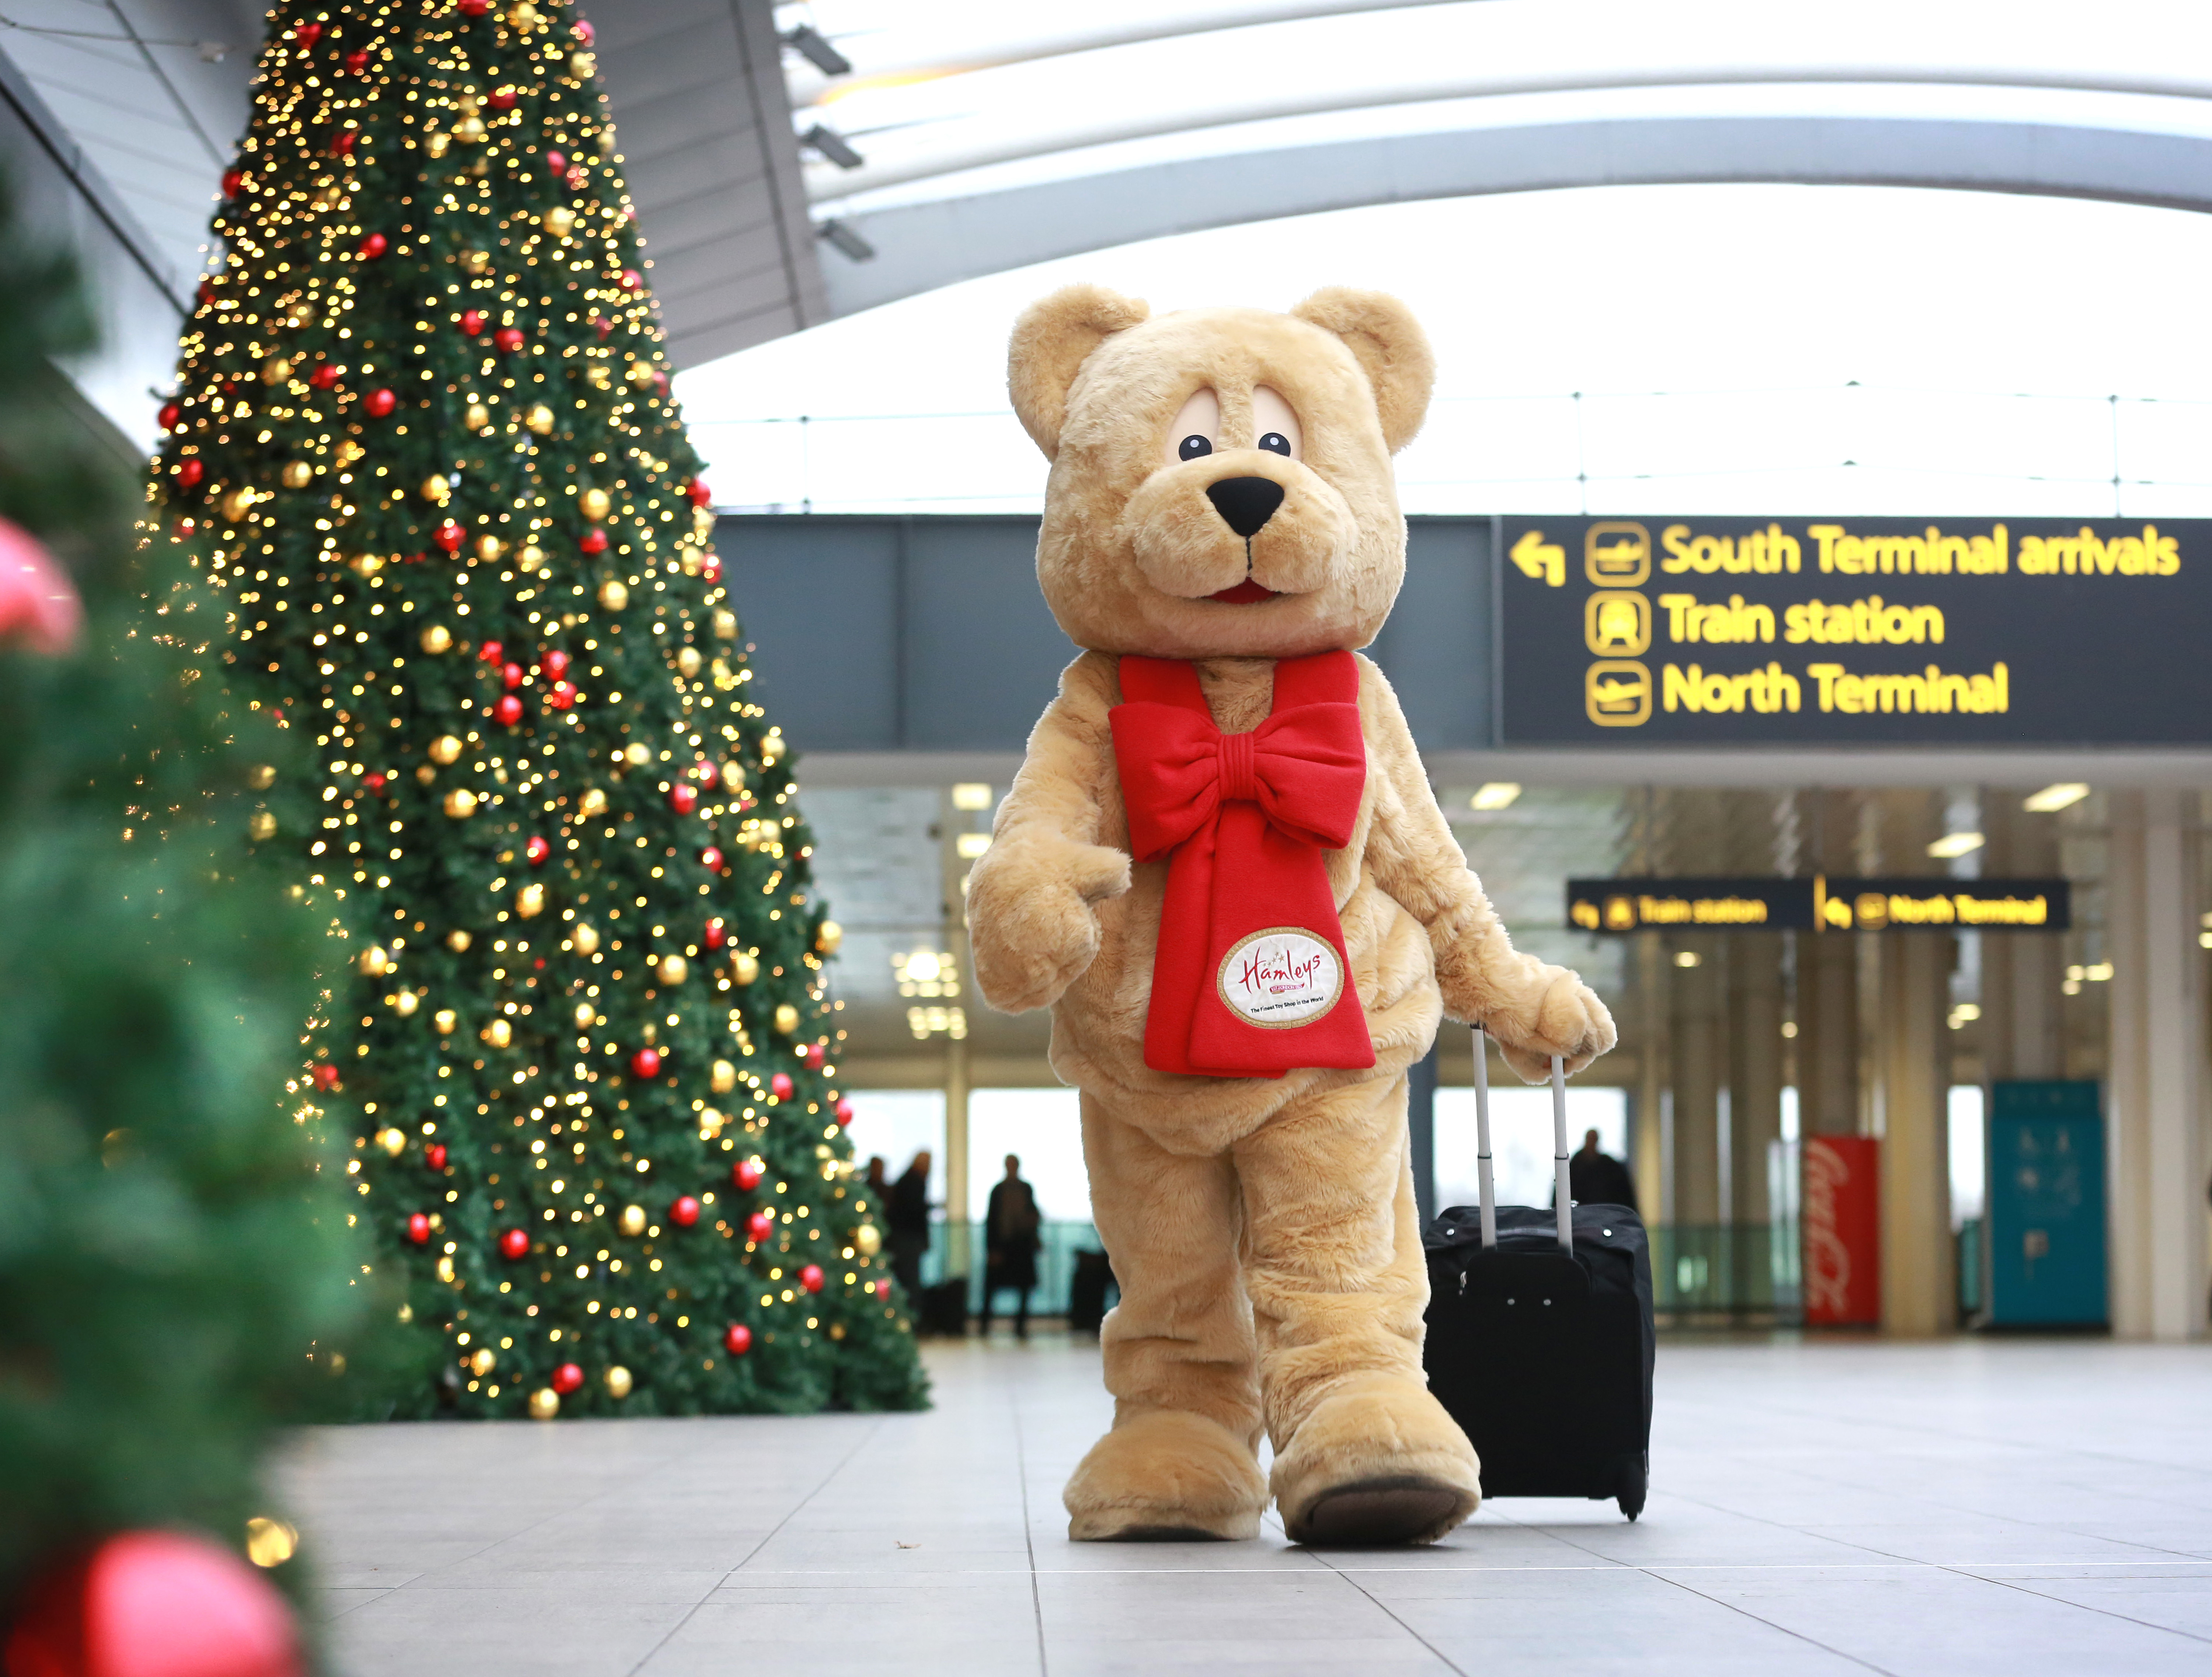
1271,1372 -> 1482,1547
1064,1407 -> 1267,1542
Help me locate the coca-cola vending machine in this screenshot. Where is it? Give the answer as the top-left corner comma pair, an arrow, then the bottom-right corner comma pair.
1801,1136 -> 1880,1326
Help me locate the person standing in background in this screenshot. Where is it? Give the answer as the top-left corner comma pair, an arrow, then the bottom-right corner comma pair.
888,1150 -> 933,1301
981,1154 -> 1043,1340
1569,1128 -> 1638,1211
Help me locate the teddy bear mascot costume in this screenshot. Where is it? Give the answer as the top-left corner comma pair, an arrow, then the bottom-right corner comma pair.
967,285 -> 1616,1547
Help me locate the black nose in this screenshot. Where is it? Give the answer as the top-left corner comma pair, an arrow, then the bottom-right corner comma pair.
1206,476 -> 1283,539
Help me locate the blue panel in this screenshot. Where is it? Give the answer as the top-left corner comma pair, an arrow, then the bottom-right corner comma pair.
719,517 -> 900,750
1985,1080 -> 2107,1327
902,519 -> 1076,750
1368,519 -> 1493,750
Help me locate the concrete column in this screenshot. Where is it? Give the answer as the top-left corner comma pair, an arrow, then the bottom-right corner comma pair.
942,787 -> 975,1277
943,1034 -> 970,1276
1980,792 -> 2065,1081
2105,791 -> 2208,1341
1797,931 -> 1860,1135
1669,934 -> 1725,1226
1634,931 -> 1667,1220
1729,934 -> 1785,1223
1878,932 -> 1954,1335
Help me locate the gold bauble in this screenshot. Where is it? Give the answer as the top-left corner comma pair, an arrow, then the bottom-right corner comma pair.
576,788 -> 608,819
721,761 -> 745,792
249,764 -> 277,790
516,883 -> 546,919
443,788 -> 478,818
421,625 -> 453,654
713,609 -> 737,640
464,401 -> 491,431
357,946 -> 391,977
854,1223 -> 881,1256
509,1 -> 545,31
570,50 -> 597,79
760,734 -> 784,765
463,249 -> 491,275
525,403 -> 554,435
394,990 -> 420,1017
604,1364 -> 633,1399
469,1347 -> 495,1377
570,921 -> 599,955
429,734 -> 463,764
711,1059 -> 737,1094
695,507 -> 716,540
574,1002 -> 596,1028
829,1322 -> 847,1341
598,578 -> 629,610
579,487 -> 611,521
476,534 -> 505,563
773,1004 -> 801,1035
543,206 -> 577,238
455,115 -> 487,144
626,360 -> 656,388
699,1107 -> 726,1137
334,438 -> 366,468
261,357 -> 292,386
434,1008 -> 458,1035
219,487 -> 257,524
623,743 -> 652,767
528,1387 -> 559,1420
655,953 -> 688,986
377,1126 -> 407,1157
816,920 -> 843,956
244,1517 -> 297,1569
350,552 -> 385,577
585,363 -> 612,390
420,474 -> 451,505
248,810 -> 277,841
425,130 -> 452,159
435,1254 -> 456,1283
281,460 -> 313,489
446,929 -> 473,952
730,952 -> 760,986
519,544 -> 547,573
483,1018 -> 512,1049
675,646 -> 701,678
618,1203 -> 646,1237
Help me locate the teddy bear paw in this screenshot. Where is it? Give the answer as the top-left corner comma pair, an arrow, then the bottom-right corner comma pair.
1064,1408 -> 1267,1541
1496,969 -> 1617,1083
969,840 -> 1130,1014
1271,1372 -> 1481,1547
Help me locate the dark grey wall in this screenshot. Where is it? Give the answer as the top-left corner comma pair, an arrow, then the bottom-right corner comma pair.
720,513 -> 1497,755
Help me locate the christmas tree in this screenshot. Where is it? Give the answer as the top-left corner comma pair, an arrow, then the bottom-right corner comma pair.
148,0 -> 925,1419
0,166 -> 352,1640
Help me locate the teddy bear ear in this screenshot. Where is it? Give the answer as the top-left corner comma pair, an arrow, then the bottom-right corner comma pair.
1289,287 -> 1435,454
1007,284 -> 1150,459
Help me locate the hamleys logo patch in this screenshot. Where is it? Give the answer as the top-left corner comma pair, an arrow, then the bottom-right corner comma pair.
1217,928 -> 1344,1028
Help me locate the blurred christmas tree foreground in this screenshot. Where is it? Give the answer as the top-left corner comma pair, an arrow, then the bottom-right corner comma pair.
148,0 -> 925,1418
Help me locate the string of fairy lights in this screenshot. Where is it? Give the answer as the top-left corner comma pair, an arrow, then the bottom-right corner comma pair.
148,0 -> 922,1419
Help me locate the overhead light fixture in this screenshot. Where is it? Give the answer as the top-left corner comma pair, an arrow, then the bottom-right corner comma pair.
1673,949 -> 1700,968
956,833 -> 992,860
1927,831 -> 1985,860
800,123 -> 865,170
2023,782 -> 2089,813
950,783 -> 993,811
1470,782 -> 1521,810
815,219 -> 875,263
782,24 -> 851,77
1947,1003 -> 1982,1030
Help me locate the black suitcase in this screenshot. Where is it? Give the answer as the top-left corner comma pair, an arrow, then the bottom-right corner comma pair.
918,1278 -> 970,1338
1066,1249 -> 1118,1335
1420,1043 -> 1656,1520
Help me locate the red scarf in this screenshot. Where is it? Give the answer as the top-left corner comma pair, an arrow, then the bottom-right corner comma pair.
1110,651 -> 1375,1078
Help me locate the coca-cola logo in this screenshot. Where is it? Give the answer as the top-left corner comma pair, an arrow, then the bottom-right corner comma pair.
1217,927 -> 1343,1028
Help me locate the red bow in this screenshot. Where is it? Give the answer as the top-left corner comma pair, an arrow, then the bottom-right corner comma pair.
1110,652 -> 1375,1078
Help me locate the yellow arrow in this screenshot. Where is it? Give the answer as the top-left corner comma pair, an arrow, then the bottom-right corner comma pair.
1510,529 -> 1565,586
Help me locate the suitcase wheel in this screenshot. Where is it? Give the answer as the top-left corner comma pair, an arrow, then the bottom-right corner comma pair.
1615,1453 -> 1647,1521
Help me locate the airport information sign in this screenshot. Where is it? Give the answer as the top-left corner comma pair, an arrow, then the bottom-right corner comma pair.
1565,876 -> 2070,934
1496,516 -> 2212,745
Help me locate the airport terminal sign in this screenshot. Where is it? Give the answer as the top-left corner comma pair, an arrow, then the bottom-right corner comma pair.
1565,876 -> 2070,934
1497,516 -> 2212,745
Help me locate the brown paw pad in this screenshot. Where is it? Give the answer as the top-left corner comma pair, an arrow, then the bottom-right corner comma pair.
1288,1475 -> 1465,1547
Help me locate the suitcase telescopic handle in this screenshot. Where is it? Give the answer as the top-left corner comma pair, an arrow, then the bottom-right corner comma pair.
1472,1025 -> 1573,1254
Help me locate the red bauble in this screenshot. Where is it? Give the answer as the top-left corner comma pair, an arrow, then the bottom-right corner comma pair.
574,19 -> 595,43
494,327 -> 525,353
667,784 -> 698,815
494,694 -> 524,727
294,22 -> 322,46
426,1143 -> 448,1170
332,131 -> 357,158
525,835 -> 550,866
542,648 -> 571,679
502,661 -> 525,690
364,388 -> 397,417
619,268 -> 643,291
547,680 -> 577,710
670,1195 -> 701,1229
220,167 -> 244,199
478,639 -> 505,664
733,1158 -> 764,1192
722,1322 -> 752,1355
363,771 -> 387,793
594,314 -> 614,339
744,1210 -> 774,1242
457,0 -> 490,15
499,1228 -> 529,1260
3,1530 -> 302,1677
358,232 -> 388,259
835,1097 -> 855,1126
770,1072 -> 794,1101
460,309 -> 486,335
551,1362 -> 584,1395
407,1213 -> 431,1245
699,846 -> 724,872
309,362 -> 339,389
175,459 -> 204,488
545,149 -> 567,174
703,917 -> 728,950
700,554 -> 722,583
629,1046 -> 662,1079
694,759 -> 719,789
489,88 -> 518,111
580,527 -> 609,555
157,401 -> 181,431
345,48 -> 370,72
311,1063 -> 340,1091
799,1264 -> 825,1294
435,521 -> 465,553
688,479 -> 712,508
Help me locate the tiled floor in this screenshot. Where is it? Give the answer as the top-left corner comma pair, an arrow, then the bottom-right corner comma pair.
280,1333 -> 2212,1676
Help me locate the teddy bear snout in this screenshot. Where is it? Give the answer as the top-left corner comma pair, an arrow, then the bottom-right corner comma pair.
1205,476 -> 1284,538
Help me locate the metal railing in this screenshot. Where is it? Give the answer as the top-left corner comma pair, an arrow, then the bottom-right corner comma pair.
916,1218 -> 1103,1317
1651,1223 -> 1802,1318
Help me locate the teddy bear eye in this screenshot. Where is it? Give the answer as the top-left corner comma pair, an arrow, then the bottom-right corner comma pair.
1258,432 -> 1291,456
1178,435 -> 1213,462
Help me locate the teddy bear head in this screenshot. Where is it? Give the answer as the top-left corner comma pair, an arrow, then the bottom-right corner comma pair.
1007,285 -> 1434,660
